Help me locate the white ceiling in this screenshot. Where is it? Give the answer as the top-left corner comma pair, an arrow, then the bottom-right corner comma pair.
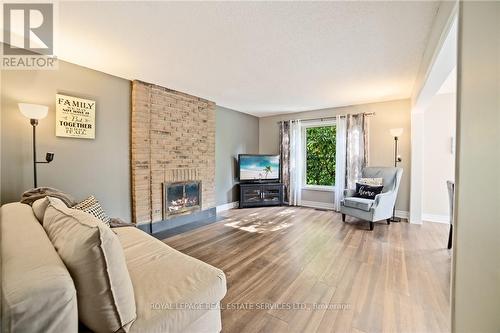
56,1 -> 440,117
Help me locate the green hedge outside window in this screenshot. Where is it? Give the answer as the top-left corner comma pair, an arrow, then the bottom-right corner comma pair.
305,126 -> 336,186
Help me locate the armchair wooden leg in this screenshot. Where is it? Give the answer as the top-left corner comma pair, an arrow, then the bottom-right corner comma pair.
387,219 -> 391,225
342,214 -> 346,222
369,221 -> 374,231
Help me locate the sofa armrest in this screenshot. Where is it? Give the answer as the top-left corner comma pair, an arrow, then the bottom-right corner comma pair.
344,189 -> 356,198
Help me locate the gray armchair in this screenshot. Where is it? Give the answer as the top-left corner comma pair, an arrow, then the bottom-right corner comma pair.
340,167 -> 403,230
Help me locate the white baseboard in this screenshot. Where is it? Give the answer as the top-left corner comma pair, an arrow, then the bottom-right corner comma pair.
300,200 -> 335,210
217,201 -> 413,221
422,213 -> 450,224
299,203 -> 409,217
216,201 -> 239,213
395,210 -> 409,219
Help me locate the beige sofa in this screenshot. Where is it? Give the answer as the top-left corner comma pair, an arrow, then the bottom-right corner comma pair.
1,202 -> 227,333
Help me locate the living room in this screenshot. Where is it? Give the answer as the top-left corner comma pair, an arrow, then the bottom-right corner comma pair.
1,1 -> 499,333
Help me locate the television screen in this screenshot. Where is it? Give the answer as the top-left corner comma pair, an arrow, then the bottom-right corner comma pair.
239,154 -> 280,181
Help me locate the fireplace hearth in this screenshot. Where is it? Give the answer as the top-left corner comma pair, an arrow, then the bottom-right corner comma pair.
163,181 -> 201,219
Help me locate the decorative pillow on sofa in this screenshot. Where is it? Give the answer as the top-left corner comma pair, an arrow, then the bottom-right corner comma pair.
73,195 -> 111,227
358,177 -> 383,186
354,183 -> 384,200
43,197 -> 136,333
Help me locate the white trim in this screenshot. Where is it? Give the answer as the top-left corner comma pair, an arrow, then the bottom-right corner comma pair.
422,213 -> 450,224
395,210 -> 410,219
216,201 -> 239,213
410,14 -> 458,225
302,126 -> 307,185
410,112 -> 424,225
300,200 -> 335,210
302,185 -> 335,192
299,204 -> 409,217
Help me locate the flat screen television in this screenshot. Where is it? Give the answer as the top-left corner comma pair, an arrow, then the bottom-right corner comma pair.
238,154 -> 280,183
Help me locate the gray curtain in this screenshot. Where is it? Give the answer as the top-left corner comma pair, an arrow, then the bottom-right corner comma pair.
279,121 -> 291,203
346,114 -> 369,189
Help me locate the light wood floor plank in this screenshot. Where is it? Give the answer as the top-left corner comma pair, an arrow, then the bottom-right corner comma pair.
164,206 -> 451,333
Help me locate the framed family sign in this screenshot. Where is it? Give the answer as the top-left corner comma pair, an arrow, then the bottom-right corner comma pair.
56,94 -> 96,139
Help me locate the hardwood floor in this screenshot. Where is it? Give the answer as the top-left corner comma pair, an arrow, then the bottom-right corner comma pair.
164,206 -> 451,333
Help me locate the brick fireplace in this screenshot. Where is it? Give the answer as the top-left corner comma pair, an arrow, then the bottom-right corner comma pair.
131,80 -> 216,233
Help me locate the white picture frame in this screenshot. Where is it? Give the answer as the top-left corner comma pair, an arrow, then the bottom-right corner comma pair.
55,93 -> 96,139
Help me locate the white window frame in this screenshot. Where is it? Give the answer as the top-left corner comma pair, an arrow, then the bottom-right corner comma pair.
301,120 -> 336,191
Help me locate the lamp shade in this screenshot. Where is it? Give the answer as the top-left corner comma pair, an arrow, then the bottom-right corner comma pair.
18,103 -> 48,120
390,128 -> 404,138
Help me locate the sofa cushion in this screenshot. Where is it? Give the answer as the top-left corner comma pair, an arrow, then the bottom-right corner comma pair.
43,197 -> 136,333
114,227 -> 227,333
343,197 -> 374,212
1,202 -> 78,333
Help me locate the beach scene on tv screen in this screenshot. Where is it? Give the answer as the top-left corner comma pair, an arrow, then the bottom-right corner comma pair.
240,156 -> 280,180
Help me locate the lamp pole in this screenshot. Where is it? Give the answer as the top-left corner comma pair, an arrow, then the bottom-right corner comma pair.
390,135 -> 401,222
31,119 -> 38,188
394,136 -> 398,167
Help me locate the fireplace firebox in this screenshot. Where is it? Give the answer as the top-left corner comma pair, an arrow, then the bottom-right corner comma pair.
163,181 -> 201,219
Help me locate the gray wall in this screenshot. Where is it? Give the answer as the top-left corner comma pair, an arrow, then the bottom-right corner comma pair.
452,2 -> 500,331
1,60 -> 260,217
215,106 -> 259,205
259,99 -> 411,212
1,61 -> 132,221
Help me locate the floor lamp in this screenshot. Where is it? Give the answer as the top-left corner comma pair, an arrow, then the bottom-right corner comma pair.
19,103 -> 54,188
389,128 -> 403,222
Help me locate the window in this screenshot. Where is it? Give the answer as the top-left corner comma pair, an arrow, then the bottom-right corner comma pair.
304,124 -> 336,188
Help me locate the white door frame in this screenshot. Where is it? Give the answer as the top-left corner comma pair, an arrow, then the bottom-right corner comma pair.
410,15 -> 457,224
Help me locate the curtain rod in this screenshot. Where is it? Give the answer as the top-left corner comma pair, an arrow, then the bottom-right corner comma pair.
276,112 -> 375,124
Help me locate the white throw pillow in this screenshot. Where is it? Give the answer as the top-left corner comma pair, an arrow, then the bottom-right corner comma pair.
358,177 -> 383,186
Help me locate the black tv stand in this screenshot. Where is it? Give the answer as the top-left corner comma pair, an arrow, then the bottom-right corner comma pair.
239,183 -> 284,208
